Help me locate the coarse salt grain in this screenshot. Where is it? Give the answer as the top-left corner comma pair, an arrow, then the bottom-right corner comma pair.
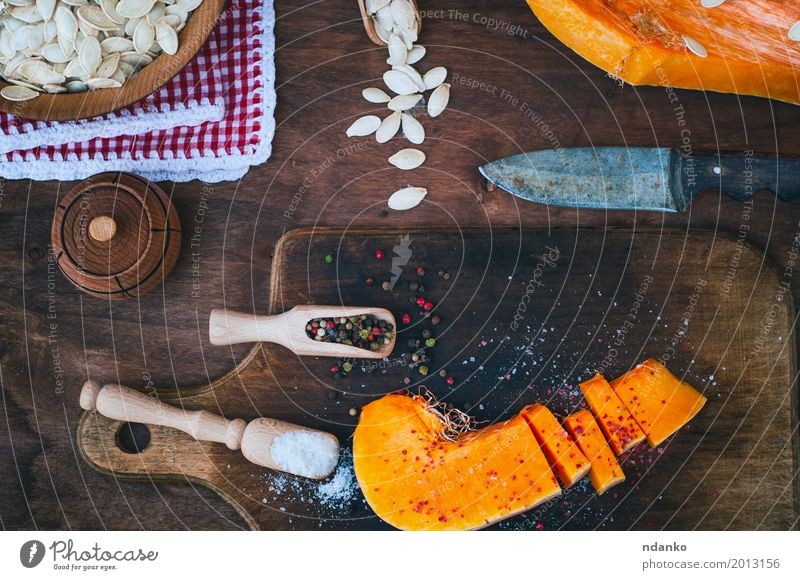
270,431 -> 339,479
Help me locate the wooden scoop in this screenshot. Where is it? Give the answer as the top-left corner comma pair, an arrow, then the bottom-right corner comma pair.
79,381 -> 340,480
357,0 -> 422,46
208,305 -> 396,359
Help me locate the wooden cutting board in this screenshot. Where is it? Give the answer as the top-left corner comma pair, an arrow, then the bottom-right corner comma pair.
77,227 -> 799,530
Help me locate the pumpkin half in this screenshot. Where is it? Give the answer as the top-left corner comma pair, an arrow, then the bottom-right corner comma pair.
353,394 -> 561,531
526,0 -> 800,106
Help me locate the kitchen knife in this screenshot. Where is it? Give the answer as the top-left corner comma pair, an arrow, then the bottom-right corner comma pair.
479,147 -> 800,212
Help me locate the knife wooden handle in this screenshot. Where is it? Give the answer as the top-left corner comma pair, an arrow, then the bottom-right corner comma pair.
682,151 -> 800,203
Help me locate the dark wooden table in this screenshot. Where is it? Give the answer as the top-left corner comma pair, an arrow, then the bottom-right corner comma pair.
1,0 -> 798,530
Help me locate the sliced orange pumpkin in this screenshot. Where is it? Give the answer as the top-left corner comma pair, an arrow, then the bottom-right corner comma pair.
353,394 -> 562,531
526,0 -> 800,106
521,403 -> 590,487
564,409 -> 625,495
610,359 -> 707,447
580,373 -> 645,455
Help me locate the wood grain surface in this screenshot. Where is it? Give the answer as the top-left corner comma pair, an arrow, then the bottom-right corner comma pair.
1,0 -> 800,530
78,227 -> 798,530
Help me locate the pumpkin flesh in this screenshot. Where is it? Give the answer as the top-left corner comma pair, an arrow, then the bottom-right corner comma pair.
353,395 -> 561,531
526,0 -> 800,106
580,373 -> 645,455
521,403 -> 590,487
564,409 -> 625,495
611,359 -> 707,447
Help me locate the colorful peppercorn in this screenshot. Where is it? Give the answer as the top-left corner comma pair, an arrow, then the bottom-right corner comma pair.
402,313 -> 411,324
324,254 -> 334,264
375,250 -> 384,260
415,297 -> 426,306
446,376 -> 455,385
416,266 -> 426,276
365,277 -> 374,286
423,301 -> 434,311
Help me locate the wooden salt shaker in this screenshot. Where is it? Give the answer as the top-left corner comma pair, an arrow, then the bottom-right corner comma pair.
51,172 -> 181,299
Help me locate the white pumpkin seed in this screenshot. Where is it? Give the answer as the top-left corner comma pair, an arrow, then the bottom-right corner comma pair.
700,0 -> 726,6
85,76 -> 121,88
376,111 -> 401,143
101,35 -> 134,53
392,63 -> 425,91
388,148 -> 425,170
387,33 -> 406,66
346,114 -> 381,137
390,0 -> 415,30
65,79 -> 87,91
78,35 -> 101,74
116,0 -> 156,19
77,5 -> 120,31
374,4 -> 394,31
383,68 -> 417,95
146,1 -> 165,22
387,93 -> 420,111
423,66 -> 447,90
36,0 -> 56,21
405,44 -> 425,64
1,84 -> 40,101
365,0 -> 390,14
388,186 -> 427,211
41,82 -> 66,92
132,18 -> 154,53
101,0 -> 126,24
41,42 -> 72,62
682,35 -> 708,58
401,112 -> 424,144
362,86 -> 390,103
789,21 -> 800,41
155,18 -> 177,54
427,83 -> 449,117
95,51 -> 119,77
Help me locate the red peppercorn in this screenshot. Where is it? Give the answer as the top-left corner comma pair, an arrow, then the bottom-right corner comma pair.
375,250 -> 384,260
365,277 -> 374,286
446,376 -> 454,385
326,321 -> 335,329
401,313 -> 411,324
415,297 -> 426,306
330,365 -> 339,373
423,301 -> 434,311
416,266 -> 426,276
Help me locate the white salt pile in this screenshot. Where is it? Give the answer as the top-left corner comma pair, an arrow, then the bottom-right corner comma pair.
270,431 -> 340,479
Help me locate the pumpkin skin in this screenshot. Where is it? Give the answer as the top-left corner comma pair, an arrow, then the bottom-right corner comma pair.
353,395 -> 561,531
526,0 -> 800,106
521,403 -> 590,487
610,359 -> 707,447
579,373 -> 645,455
564,409 -> 625,495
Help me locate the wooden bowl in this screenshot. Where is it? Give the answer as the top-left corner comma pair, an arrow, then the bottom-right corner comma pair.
0,0 -> 225,122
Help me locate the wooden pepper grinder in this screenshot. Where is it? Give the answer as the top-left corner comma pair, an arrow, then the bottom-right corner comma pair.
51,172 -> 181,299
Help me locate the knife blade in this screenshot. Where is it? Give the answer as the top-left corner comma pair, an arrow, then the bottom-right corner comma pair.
479,147 -> 800,212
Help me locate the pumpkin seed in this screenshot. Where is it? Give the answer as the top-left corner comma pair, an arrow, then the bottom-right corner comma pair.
387,92 -> 420,111
789,21 -> 800,41
362,86 -> 390,103
346,114 -> 381,137
388,148 -> 425,170
392,63 -> 425,91
401,112 -> 424,144
376,110 -> 401,143
365,0 -> 390,14
1,83 -> 39,100
36,0 -> 56,21
155,18 -> 177,53
116,0 -> 155,19
100,0 -> 126,24
423,66 -> 446,90
427,82 -> 449,117
682,35 -> 707,58
388,186 -> 427,211
405,44 -> 424,64
85,76 -> 121,88
95,51 -> 119,76
132,17 -> 154,53
383,68 -> 417,95
387,33 -> 406,66
390,0 -> 415,30
78,35 -> 101,74
77,5 -> 120,31
700,0 -> 726,6
101,35 -> 134,53
41,42 -> 72,63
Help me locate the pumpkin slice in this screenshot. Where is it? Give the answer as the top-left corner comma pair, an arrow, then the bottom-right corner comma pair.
564,409 -> 625,495
353,394 -> 562,531
610,359 -> 707,447
579,373 -> 645,455
521,403 -> 590,487
526,0 -> 800,106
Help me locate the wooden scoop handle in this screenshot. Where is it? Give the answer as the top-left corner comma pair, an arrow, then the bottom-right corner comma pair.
79,380 -> 246,450
208,309 -> 284,346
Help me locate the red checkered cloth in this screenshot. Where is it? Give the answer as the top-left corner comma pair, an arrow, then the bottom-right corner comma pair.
0,0 -> 275,183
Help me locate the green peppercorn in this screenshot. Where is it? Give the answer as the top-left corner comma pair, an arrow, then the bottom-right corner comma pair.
343,362 -> 353,372
324,254 -> 333,264
419,365 -> 429,376
425,338 -> 436,348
